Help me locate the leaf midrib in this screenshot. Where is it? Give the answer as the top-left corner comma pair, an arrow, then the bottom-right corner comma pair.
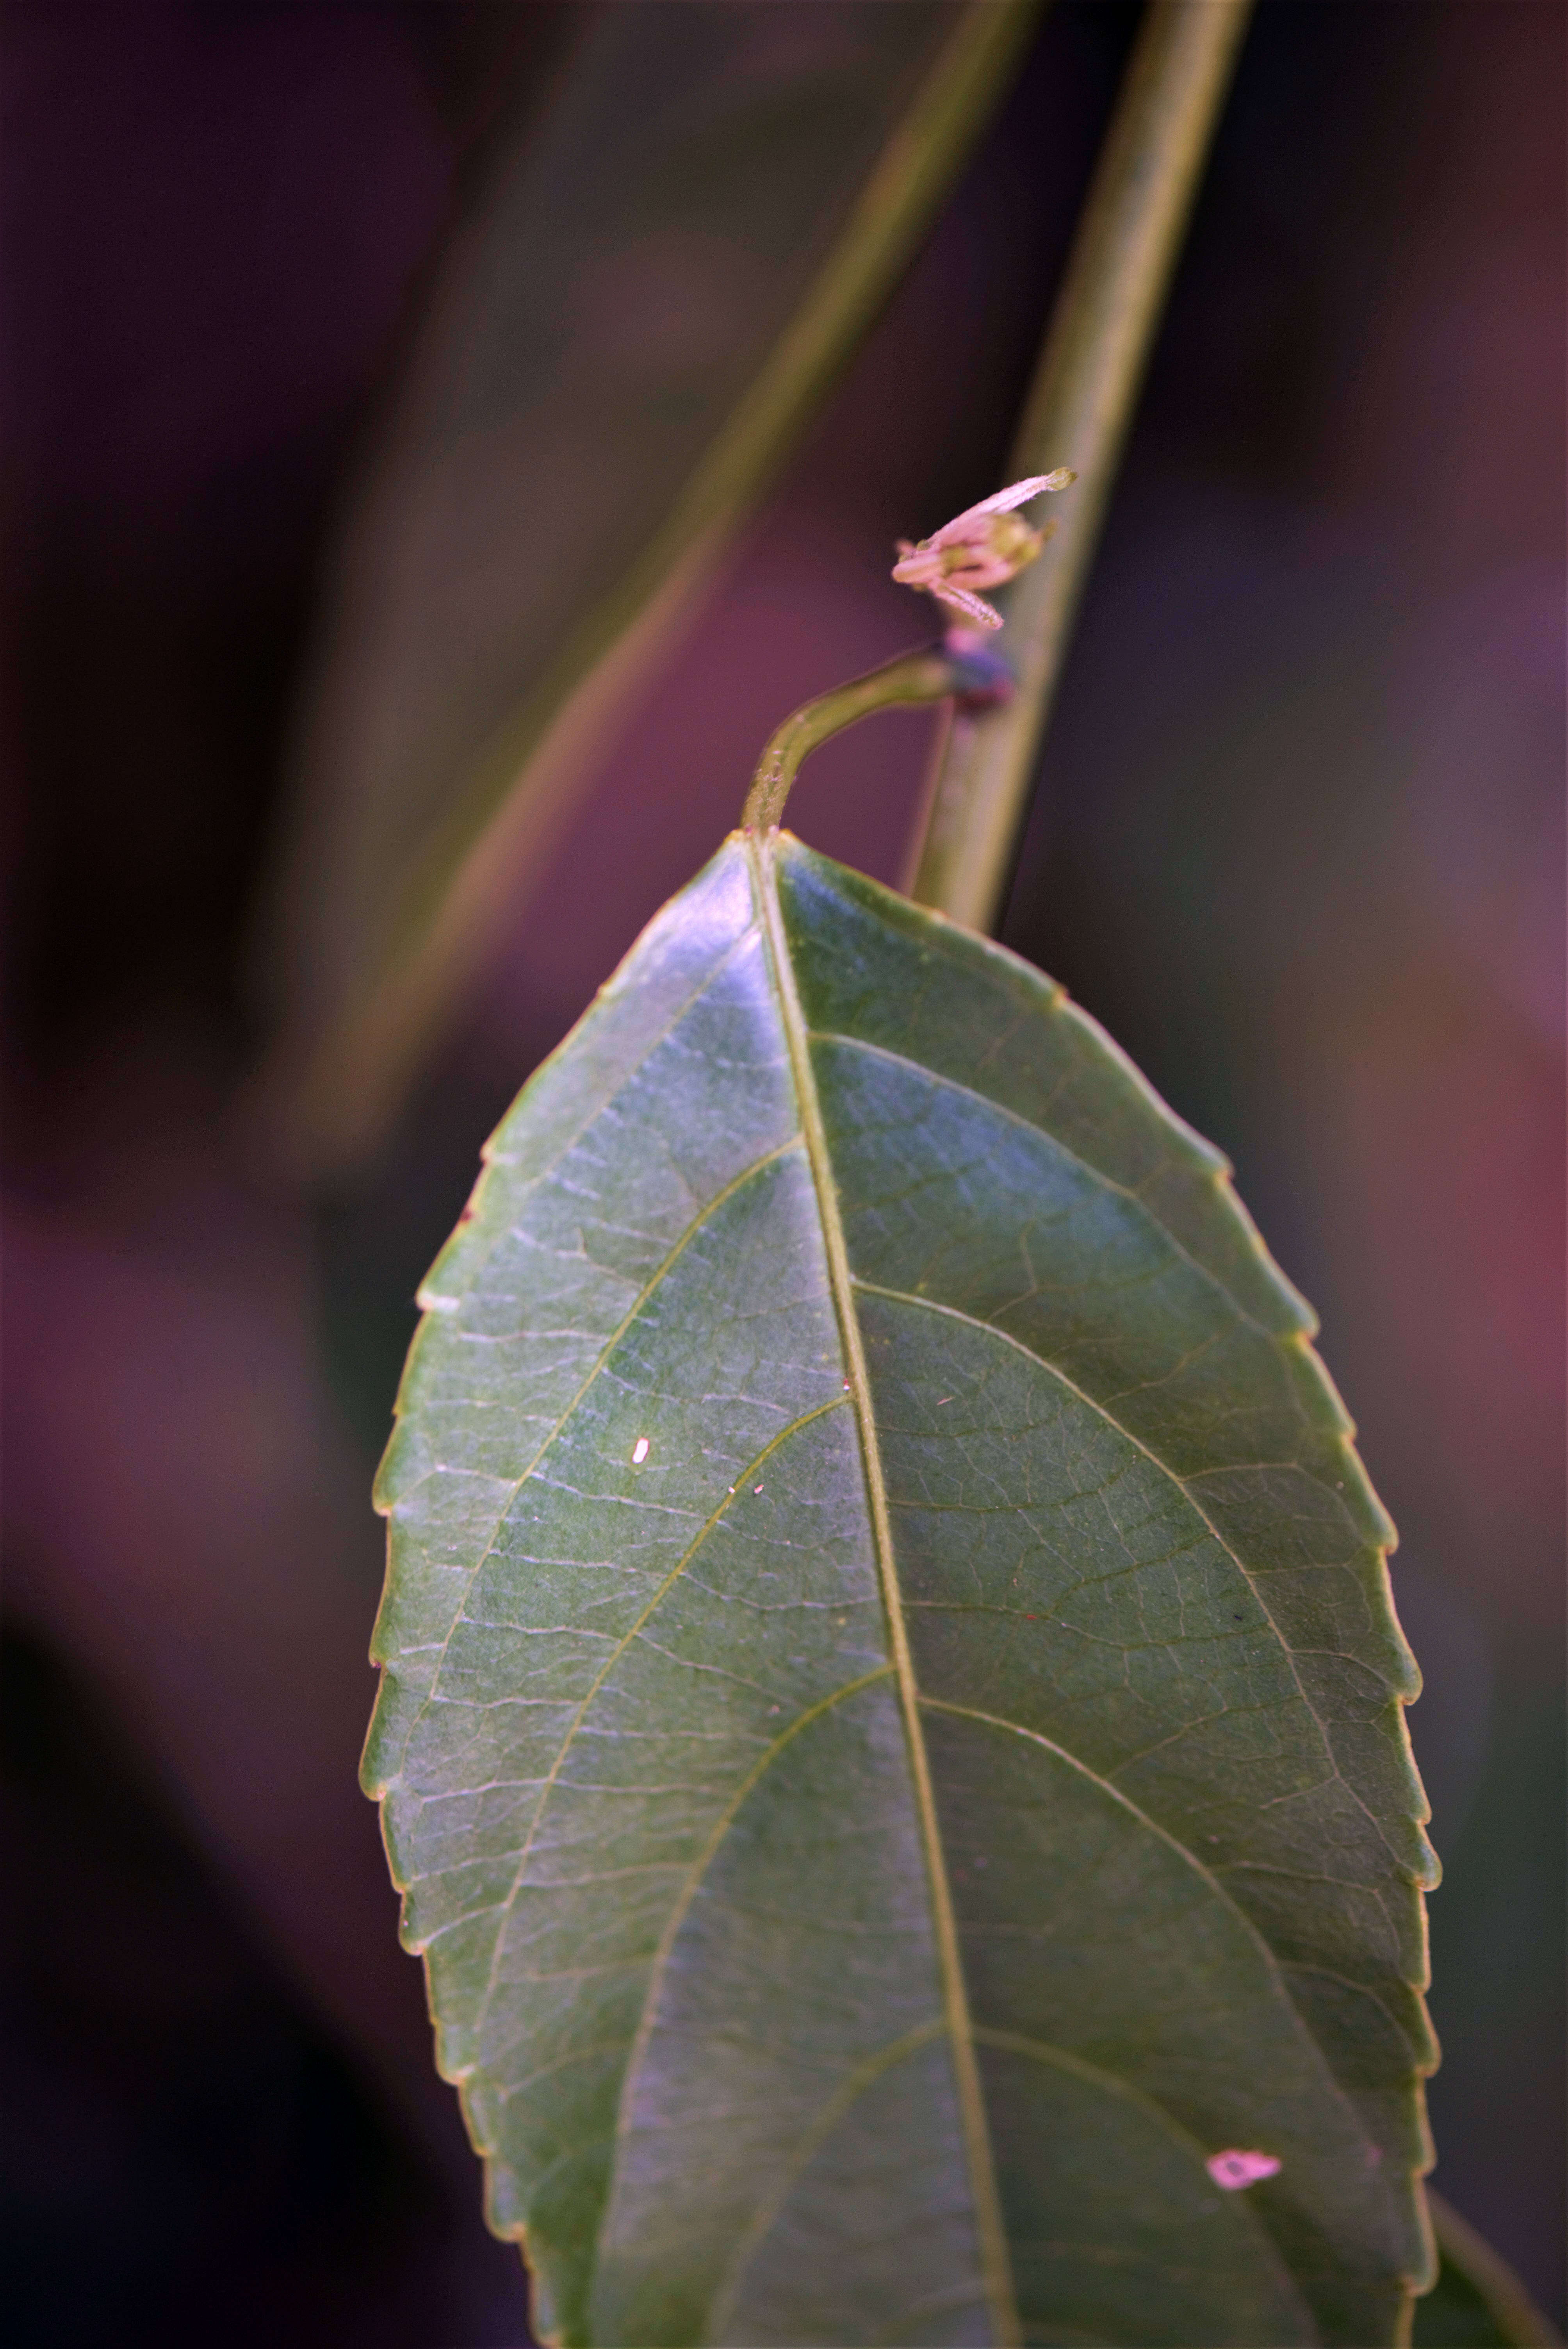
750,831 -> 1022,2349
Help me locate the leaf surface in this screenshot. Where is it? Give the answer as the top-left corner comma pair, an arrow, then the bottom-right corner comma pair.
365,833 -> 1439,2347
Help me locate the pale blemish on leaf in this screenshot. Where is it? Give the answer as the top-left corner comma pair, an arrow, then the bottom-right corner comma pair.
1209,2150 -> 1284,2191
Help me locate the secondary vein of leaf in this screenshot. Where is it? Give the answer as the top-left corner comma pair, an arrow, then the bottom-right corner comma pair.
749,832 -> 1021,2349
856,1279 -> 1413,1882
385,1133 -> 805,1775
605,1668 -> 897,2188
968,2030 -> 1306,2311
461,1388 -> 848,2048
918,1697 -> 1377,2154
704,2019 -> 948,2344
814,1025 -> 1294,1348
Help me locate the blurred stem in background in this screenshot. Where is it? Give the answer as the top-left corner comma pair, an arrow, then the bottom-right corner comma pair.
1425,2195 -> 1566,2349
907,0 -> 1254,931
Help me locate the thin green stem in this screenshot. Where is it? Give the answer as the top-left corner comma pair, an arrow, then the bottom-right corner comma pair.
909,0 -> 1255,933
742,648 -> 958,835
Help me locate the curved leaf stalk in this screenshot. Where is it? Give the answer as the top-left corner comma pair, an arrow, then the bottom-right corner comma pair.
910,0 -> 1256,933
742,648 -> 960,835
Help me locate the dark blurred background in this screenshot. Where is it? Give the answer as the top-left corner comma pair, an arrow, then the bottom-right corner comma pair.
2,5 -> 1562,2344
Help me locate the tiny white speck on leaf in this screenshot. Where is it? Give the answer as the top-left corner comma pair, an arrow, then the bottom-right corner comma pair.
754,1485 -> 764,1495
631,1437 -> 650,1465
1206,2149 -> 1281,2191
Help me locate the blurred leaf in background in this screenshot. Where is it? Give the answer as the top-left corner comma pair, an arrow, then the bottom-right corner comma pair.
255,0 -> 1039,1172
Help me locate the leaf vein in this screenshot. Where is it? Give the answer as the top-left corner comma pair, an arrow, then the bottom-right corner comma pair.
855,1280 -> 1406,1877
812,1028 -> 1292,1345
759,838 -> 1020,2346
465,1390 -> 851,2048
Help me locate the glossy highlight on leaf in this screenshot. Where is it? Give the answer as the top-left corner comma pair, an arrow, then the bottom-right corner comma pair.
364,833 -> 1439,2347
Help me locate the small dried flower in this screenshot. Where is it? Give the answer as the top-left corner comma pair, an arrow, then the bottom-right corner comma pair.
891,470 -> 1076,629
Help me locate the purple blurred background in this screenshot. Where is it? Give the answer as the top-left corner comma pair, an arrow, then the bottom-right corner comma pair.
3,5 -> 1562,2343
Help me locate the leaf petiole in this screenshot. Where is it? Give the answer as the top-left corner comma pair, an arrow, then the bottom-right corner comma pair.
741,646 -> 960,835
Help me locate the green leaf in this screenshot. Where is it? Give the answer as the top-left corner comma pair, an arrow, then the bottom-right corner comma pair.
365,832 -> 1439,2347
1412,2194 -> 1565,2347
255,1 -> 1039,1171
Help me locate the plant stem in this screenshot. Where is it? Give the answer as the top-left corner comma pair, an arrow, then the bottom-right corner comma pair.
909,0 -> 1255,933
743,648 -> 958,835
